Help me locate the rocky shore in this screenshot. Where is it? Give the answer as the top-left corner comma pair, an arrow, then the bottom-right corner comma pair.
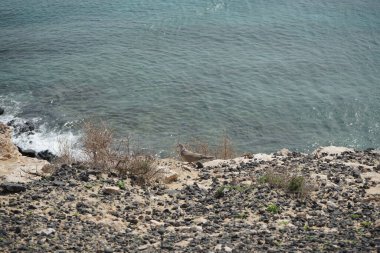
0,123 -> 379,252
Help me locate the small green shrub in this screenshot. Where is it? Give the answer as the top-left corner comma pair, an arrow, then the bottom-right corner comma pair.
287,176 -> 305,193
234,212 -> 249,219
117,180 -> 126,190
361,221 -> 372,228
266,203 -> 280,214
214,184 -> 250,198
350,214 -> 361,219
258,170 -> 310,197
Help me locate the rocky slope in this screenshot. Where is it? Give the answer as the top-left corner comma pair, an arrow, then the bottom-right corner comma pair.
0,145 -> 379,252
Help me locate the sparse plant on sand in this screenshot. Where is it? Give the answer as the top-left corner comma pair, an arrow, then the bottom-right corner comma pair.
360,221 -> 372,228
351,214 -> 361,219
214,184 -> 250,198
267,203 -> 280,214
258,169 -> 311,197
234,212 -> 249,219
117,180 -> 126,190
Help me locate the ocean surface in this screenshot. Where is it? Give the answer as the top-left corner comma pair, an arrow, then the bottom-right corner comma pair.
0,0 -> 379,155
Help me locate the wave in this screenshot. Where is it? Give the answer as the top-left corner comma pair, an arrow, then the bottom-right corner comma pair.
0,100 -> 82,157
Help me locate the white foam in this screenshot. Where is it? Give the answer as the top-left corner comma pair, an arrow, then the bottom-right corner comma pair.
1,116 -> 83,159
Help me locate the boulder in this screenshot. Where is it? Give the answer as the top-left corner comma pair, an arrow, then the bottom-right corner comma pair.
103,186 -> 121,195
0,122 -> 49,183
37,150 -> 57,162
7,120 -> 35,135
0,107 -> 4,115
17,147 -> 36,158
0,183 -> 26,193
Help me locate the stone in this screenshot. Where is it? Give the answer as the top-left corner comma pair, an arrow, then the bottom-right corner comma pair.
103,186 -> 121,195
37,150 -> 57,162
352,168 -> 361,178
17,147 -> 36,158
38,228 -> 55,236
225,246 -> 233,252
137,244 -> 150,250
0,183 -> 26,193
0,107 -> 4,115
52,180 -> 65,187
104,247 -> 113,253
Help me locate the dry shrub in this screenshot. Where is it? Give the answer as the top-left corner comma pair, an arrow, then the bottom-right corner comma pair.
181,132 -> 235,159
57,137 -> 76,165
116,155 -> 161,185
82,121 -> 116,170
215,132 -> 235,159
183,137 -> 213,157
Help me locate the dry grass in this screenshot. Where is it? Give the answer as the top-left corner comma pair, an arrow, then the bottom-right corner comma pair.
57,137 -> 77,165
82,121 -> 116,170
258,169 -> 312,198
80,121 -> 161,184
116,155 -> 162,185
180,131 -> 235,160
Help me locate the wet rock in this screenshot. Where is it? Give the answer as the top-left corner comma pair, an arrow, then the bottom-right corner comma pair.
17,147 -> 36,158
37,150 -> 57,162
8,120 -> 35,135
0,107 -> 4,115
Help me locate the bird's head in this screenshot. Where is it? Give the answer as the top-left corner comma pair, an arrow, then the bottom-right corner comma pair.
177,143 -> 185,151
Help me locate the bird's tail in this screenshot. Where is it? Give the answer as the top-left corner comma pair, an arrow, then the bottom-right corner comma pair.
202,155 -> 214,160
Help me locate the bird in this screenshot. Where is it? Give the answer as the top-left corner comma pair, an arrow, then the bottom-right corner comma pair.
177,144 -> 214,163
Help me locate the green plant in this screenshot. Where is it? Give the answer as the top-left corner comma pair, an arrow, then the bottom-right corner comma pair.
279,220 -> 289,226
117,180 -> 126,190
350,214 -> 361,219
84,183 -> 93,189
258,170 -> 310,197
287,176 -> 305,193
234,212 -> 249,219
303,224 -> 310,231
214,184 -> 249,198
361,221 -> 372,228
266,203 -> 280,214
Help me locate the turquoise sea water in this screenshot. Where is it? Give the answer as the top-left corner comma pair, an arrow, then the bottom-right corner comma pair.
0,0 -> 379,154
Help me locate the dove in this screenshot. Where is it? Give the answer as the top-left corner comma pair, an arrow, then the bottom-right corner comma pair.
177,144 -> 214,163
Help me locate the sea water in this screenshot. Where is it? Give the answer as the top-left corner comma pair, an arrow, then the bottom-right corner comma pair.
0,0 -> 379,155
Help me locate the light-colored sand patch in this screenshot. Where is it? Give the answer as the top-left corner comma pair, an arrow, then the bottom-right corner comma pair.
313,146 -> 354,157
0,157 -> 48,183
366,185 -> 380,195
362,172 -> 380,182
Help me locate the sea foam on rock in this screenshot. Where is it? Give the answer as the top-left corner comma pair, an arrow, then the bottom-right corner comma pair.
0,123 -> 49,183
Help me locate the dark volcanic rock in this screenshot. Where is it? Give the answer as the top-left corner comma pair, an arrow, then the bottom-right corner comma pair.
7,120 -> 35,135
17,146 -> 36,158
0,107 -> 4,115
0,183 -> 26,194
37,150 -> 57,162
